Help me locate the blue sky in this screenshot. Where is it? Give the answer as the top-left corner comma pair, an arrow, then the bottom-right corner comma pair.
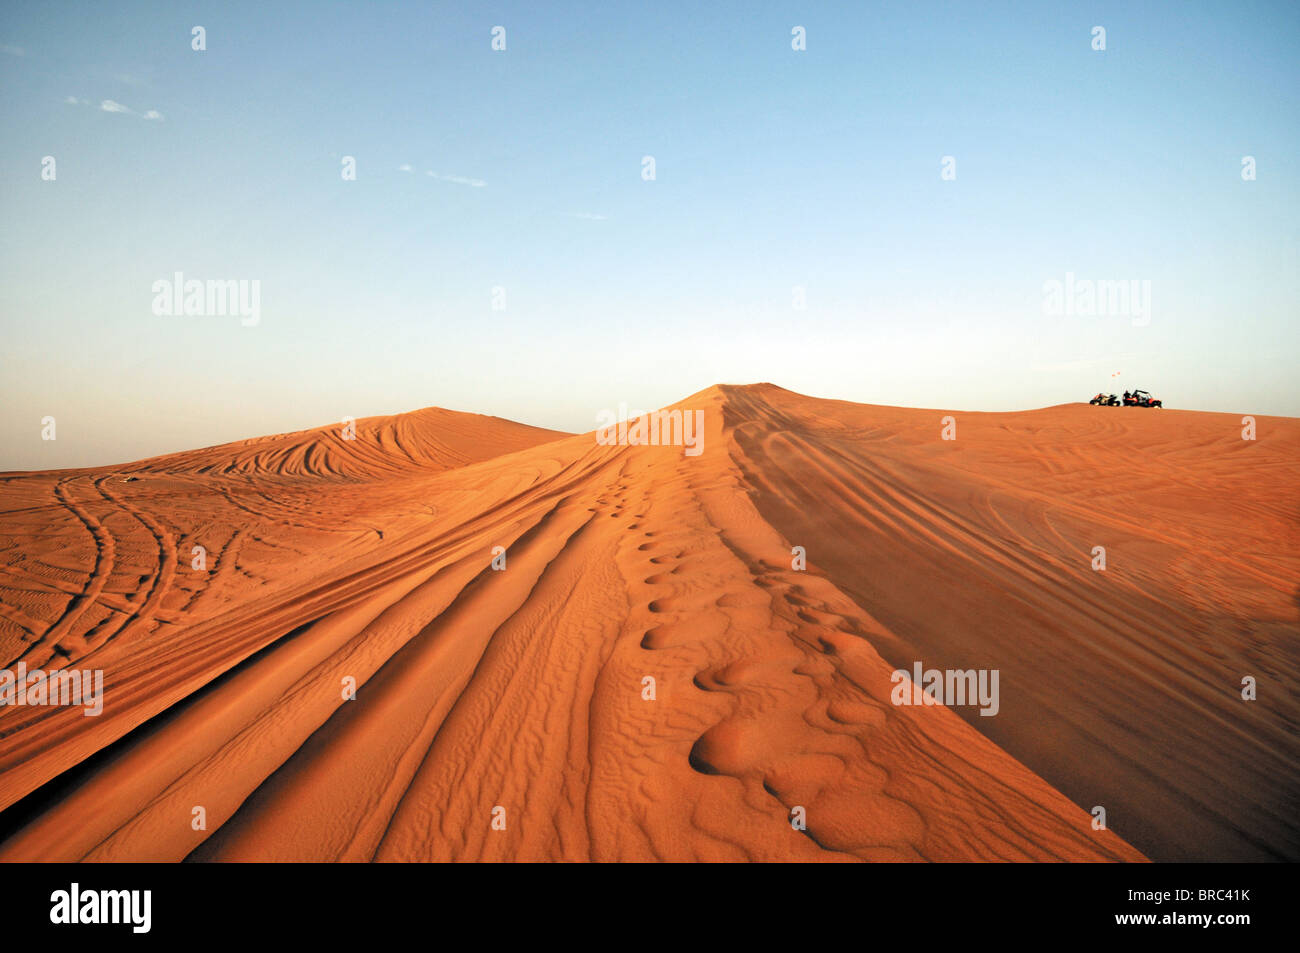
2,0 -> 1297,469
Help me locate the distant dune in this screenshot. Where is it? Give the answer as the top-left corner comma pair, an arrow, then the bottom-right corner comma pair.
0,385 -> 1294,862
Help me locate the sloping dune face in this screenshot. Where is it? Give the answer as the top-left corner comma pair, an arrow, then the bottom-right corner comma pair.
2,385 -> 1286,863
721,384 -> 1300,862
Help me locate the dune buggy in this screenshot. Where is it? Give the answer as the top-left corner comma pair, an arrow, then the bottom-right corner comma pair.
1122,389 -> 1163,408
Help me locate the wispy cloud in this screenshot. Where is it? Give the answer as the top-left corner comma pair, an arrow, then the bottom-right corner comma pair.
64,97 -> 163,120
425,170 -> 486,188
570,212 -> 608,221
397,161 -> 486,186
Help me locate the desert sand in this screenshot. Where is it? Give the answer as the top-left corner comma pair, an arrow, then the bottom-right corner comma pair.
0,384 -> 1294,862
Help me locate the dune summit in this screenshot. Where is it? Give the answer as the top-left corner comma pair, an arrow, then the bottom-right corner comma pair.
0,384 -> 1295,862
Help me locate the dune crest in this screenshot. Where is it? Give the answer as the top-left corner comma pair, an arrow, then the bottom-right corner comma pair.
2,385 -> 1294,861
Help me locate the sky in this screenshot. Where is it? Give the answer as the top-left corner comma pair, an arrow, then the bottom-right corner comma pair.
2,0 -> 1297,470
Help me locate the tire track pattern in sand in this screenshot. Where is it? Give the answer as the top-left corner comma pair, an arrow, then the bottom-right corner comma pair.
3,387 -> 1289,860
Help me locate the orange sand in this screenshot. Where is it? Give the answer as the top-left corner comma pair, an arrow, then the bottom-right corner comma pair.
1,385 -> 1294,861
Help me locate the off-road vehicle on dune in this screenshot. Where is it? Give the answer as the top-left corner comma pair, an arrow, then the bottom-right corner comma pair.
1089,393 -> 1121,406
1122,389 -> 1163,408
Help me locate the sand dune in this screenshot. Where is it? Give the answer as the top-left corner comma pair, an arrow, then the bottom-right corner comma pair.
0,385 -> 1294,862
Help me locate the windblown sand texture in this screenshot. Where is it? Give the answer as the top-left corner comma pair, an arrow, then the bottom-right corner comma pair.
1,385 -> 1295,862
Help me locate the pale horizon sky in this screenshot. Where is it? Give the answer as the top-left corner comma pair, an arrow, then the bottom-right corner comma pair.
2,0 -> 1298,470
